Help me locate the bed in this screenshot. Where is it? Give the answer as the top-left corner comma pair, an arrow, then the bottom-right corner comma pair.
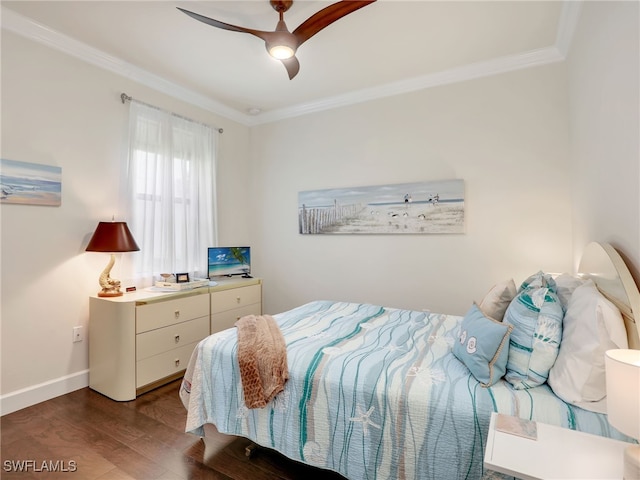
180,242 -> 640,479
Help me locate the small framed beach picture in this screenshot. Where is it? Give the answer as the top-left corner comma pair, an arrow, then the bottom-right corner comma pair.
176,273 -> 190,283
298,179 -> 465,235
0,159 -> 62,206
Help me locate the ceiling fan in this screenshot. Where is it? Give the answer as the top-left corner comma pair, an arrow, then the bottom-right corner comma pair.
177,1 -> 376,80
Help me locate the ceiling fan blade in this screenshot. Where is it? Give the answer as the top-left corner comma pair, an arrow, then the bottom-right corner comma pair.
179,2 -> 375,80
177,7 -> 272,42
292,0 -> 376,46
281,56 -> 300,80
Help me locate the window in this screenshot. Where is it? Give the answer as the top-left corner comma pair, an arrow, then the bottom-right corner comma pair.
124,101 -> 218,284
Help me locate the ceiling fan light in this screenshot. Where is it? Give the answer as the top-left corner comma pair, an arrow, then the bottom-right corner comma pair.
268,44 -> 295,60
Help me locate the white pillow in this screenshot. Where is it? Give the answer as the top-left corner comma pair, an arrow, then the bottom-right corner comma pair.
548,280 -> 628,413
554,273 -> 586,312
479,279 -> 517,321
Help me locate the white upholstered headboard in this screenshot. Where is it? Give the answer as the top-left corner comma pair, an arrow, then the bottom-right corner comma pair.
578,242 -> 640,350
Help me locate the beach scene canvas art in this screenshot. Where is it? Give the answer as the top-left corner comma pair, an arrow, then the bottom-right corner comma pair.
0,159 -> 62,206
299,179 -> 464,234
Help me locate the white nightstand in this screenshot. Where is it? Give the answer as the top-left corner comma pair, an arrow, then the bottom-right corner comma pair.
484,412 -> 631,480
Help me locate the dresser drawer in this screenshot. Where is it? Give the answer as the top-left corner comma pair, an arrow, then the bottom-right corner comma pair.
136,316 -> 209,361
136,341 -> 199,388
210,284 -> 261,314
211,303 -> 262,334
136,293 -> 209,333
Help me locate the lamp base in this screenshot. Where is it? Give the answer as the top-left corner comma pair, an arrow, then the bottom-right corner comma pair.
98,290 -> 123,297
97,254 -> 122,298
624,445 -> 640,480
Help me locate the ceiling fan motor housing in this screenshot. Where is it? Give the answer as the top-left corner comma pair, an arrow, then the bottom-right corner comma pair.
271,0 -> 294,13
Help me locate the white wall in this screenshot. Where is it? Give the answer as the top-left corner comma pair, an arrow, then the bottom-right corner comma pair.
567,1 -> 640,281
0,32 -> 251,412
250,64 -> 573,316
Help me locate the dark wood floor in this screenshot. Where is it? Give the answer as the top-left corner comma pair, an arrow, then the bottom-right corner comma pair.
1,380 -> 346,479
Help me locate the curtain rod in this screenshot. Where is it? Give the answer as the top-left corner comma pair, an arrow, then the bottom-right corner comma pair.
120,93 -> 223,134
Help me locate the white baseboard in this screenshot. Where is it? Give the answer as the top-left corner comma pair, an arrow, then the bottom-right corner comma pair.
0,369 -> 89,416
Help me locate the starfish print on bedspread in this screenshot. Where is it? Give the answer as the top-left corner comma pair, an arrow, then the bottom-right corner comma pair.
236,404 -> 249,419
349,405 -> 381,436
407,365 -> 446,386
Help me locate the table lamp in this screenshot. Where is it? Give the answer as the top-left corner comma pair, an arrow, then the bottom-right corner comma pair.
86,221 -> 139,297
605,349 -> 640,480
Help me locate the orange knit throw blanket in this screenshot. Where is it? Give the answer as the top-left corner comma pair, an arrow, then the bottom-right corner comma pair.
235,314 -> 289,409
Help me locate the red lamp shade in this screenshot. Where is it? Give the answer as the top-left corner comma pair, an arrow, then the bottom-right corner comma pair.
86,222 -> 140,253
86,221 -> 139,297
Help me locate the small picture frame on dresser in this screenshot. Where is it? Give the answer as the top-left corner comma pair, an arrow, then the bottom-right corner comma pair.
175,273 -> 190,283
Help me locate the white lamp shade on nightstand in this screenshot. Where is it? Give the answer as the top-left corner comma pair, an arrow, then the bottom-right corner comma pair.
605,349 -> 640,480
605,349 -> 640,439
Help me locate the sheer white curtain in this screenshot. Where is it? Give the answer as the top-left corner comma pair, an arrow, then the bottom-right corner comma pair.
124,101 -> 218,285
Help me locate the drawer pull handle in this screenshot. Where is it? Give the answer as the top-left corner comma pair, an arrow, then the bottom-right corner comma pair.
236,296 -> 241,304
175,359 -> 180,367
175,334 -> 180,343
174,310 -> 180,319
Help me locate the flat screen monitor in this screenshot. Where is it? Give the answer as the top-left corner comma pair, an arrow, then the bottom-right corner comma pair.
208,246 -> 251,278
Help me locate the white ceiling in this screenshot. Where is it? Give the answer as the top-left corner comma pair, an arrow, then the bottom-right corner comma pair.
2,1 -> 581,125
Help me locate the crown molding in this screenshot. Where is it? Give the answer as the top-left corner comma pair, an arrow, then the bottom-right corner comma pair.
251,46 -> 564,125
252,1 -> 581,125
2,2 -> 581,126
1,7 -> 252,126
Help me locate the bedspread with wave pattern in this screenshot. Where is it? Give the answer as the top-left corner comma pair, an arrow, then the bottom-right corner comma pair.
180,301 -> 628,480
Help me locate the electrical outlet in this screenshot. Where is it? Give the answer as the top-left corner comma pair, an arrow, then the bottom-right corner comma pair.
73,326 -> 83,343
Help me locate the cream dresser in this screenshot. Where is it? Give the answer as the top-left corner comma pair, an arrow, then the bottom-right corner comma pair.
210,277 -> 262,333
89,277 -> 262,401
